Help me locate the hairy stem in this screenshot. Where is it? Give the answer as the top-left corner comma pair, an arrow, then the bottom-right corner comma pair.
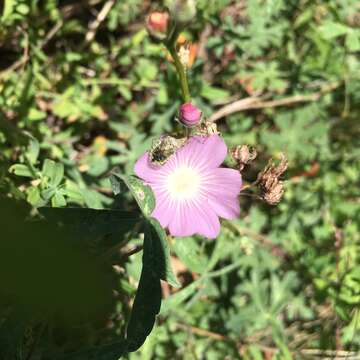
166,25 -> 191,103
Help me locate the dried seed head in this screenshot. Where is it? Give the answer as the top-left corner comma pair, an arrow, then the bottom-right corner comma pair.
193,120 -> 219,137
256,154 -> 288,205
231,145 -> 257,171
263,181 -> 284,205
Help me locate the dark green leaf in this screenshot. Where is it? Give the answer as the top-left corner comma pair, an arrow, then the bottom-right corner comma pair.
39,207 -> 142,241
126,221 -> 162,352
147,218 -> 180,287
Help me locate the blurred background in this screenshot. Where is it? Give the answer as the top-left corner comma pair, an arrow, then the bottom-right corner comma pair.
0,0 -> 360,359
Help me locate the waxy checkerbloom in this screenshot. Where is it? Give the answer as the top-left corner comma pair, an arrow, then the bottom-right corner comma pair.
135,135 -> 242,238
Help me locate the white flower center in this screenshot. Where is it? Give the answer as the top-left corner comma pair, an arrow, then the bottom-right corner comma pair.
166,166 -> 201,200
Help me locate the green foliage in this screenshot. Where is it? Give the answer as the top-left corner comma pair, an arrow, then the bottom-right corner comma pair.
0,0 -> 360,359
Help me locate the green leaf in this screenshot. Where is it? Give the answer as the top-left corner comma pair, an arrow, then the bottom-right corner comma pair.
42,159 -> 64,187
41,187 -> 56,201
51,192 -> 67,207
52,162 -> 64,187
15,3 -> 29,15
39,207 -> 142,241
161,280 -> 200,315
2,0 -> 16,21
147,218 -> 180,288
8,164 -> 33,178
28,107 -> 47,122
172,237 -> 207,273
201,83 -> 231,101
110,172 -> 155,216
318,21 -> 350,39
27,186 -> 41,206
42,158 -> 55,178
126,222 -> 162,352
0,198 -> 115,332
26,137 -> 40,164
346,31 -> 360,52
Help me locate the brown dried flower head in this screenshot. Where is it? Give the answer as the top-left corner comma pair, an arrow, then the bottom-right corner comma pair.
231,145 -> 257,171
193,120 -> 219,137
256,154 -> 288,205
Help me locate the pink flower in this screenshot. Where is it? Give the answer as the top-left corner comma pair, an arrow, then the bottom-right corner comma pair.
179,102 -> 202,126
134,135 -> 242,238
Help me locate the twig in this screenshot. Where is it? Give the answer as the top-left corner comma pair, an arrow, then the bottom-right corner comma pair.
85,0 -> 116,44
0,29 -> 29,78
40,20 -> 63,48
300,348 -> 360,358
61,0 -> 103,19
120,245 -> 144,261
175,323 -> 227,341
208,81 -> 342,122
0,19 -> 63,79
208,96 -> 264,122
0,56 -> 28,78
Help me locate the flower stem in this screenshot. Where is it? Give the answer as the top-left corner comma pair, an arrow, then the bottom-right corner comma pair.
166,28 -> 191,103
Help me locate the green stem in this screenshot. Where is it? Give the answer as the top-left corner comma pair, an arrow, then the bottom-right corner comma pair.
166,29 -> 191,103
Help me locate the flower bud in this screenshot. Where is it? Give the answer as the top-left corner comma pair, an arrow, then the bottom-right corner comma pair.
179,102 -> 202,127
146,12 -> 169,40
165,0 -> 196,24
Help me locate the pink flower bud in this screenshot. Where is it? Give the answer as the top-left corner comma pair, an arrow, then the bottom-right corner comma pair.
147,12 -> 169,34
179,102 -> 202,126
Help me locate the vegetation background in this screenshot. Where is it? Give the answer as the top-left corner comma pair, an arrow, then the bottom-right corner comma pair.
0,0 -> 359,359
